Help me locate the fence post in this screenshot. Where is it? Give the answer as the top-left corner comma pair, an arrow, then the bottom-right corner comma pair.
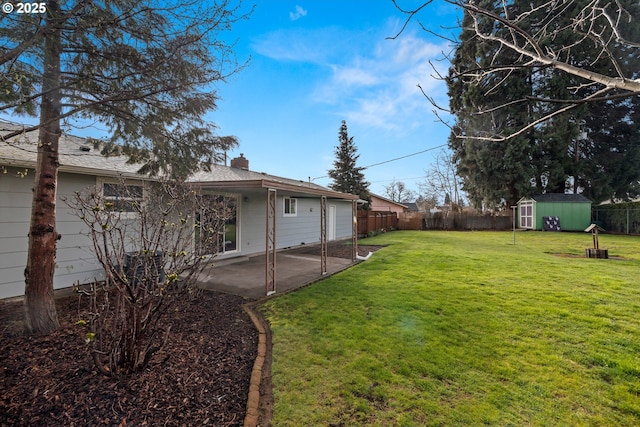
627,208 -> 630,235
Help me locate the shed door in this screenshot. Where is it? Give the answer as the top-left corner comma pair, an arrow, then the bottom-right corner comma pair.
520,202 -> 533,229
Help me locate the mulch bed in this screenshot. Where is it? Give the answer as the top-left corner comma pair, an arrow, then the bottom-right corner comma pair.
0,291 -> 258,427
0,240 -> 384,427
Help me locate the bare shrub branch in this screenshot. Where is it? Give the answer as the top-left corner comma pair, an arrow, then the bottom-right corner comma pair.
66,178 -> 232,376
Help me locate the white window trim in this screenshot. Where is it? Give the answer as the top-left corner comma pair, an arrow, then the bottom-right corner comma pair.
283,197 -> 297,217
97,177 -> 146,219
519,201 -> 534,229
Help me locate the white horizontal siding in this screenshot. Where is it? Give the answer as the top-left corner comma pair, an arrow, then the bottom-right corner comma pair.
0,169 -> 32,298
1,171 -> 357,298
235,192 -> 266,256
333,200 -> 354,240
0,251 -> 28,269
0,169 -> 103,298
229,192 -> 354,258
0,207 -> 33,223
1,267 -> 25,294
276,198 -> 323,248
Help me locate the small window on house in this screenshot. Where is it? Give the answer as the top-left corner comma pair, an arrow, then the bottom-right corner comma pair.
101,181 -> 144,215
284,197 -> 297,217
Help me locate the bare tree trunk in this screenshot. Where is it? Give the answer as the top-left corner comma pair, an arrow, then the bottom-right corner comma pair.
24,0 -> 62,335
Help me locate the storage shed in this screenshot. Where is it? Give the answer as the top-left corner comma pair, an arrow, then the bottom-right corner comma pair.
517,194 -> 592,231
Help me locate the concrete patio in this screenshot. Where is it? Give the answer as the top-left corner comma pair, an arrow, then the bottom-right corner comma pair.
196,248 -> 355,299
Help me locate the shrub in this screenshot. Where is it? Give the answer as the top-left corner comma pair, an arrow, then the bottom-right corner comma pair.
67,180 -> 232,376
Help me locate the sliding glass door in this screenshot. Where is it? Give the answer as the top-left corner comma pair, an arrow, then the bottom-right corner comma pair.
196,194 -> 238,256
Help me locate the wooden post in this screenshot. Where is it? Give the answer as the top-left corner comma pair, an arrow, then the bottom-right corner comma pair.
320,196 -> 327,275
585,224 -> 608,259
265,189 -> 277,295
352,200 -> 358,262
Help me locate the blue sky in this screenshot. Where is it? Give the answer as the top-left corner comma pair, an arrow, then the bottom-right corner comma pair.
211,1 -> 460,196
3,1 -> 460,198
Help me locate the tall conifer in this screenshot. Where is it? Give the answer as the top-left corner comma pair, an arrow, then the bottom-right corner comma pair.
447,0 -> 640,207
328,120 -> 370,208
1,0 -> 248,334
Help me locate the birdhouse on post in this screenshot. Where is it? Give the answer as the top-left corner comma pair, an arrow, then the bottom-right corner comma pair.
584,224 -> 608,258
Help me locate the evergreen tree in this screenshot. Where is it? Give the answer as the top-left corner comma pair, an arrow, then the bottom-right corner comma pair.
447,0 -> 640,207
522,0 -> 640,202
0,0 -> 248,334
328,120 -> 370,208
448,0 -> 538,209
578,97 -> 640,202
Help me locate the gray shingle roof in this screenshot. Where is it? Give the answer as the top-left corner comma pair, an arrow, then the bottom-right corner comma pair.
530,193 -> 592,203
370,193 -> 408,209
0,120 -> 354,199
0,121 -> 141,176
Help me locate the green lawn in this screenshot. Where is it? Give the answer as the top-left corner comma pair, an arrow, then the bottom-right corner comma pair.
258,231 -> 640,426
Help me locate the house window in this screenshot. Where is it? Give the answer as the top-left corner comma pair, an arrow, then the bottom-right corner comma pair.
520,202 -> 533,228
284,197 -> 297,217
196,194 -> 239,256
100,180 -> 144,216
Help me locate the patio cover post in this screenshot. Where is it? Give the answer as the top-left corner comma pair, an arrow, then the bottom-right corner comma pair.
266,188 -> 277,295
320,196 -> 327,275
352,200 -> 358,262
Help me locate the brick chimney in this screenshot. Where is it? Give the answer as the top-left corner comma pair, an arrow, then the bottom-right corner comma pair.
230,153 -> 249,170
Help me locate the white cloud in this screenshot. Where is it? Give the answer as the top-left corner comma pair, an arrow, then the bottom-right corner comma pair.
331,63 -> 380,87
251,23 -> 451,133
289,5 -> 307,21
314,31 -> 449,133
251,28 -> 342,63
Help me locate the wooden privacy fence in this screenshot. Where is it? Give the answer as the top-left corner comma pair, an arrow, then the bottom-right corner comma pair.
358,210 -> 514,233
398,211 -> 513,231
357,211 -> 398,236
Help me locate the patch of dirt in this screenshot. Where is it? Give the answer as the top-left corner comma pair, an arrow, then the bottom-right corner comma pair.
549,252 -> 628,260
0,291 -> 258,427
550,252 -> 588,258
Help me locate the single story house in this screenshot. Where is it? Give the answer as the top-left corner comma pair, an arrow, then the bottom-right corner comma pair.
517,193 -> 592,231
369,193 -> 408,214
0,121 -> 358,299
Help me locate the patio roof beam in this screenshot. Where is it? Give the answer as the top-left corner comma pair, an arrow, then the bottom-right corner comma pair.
189,179 -> 359,200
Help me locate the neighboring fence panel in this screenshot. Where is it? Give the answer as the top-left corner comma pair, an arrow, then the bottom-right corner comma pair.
592,208 -> 640,234
398,212 -> 423,230
395,208 -> 640,233
357,211 -> 398,235
398,212 -> 512,231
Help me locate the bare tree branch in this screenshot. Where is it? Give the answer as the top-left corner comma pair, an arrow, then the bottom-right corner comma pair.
393,0 -> 640,140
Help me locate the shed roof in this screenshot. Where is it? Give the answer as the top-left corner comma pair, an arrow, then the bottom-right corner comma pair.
524,194 -> 592,204
0,120 -> 357,200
